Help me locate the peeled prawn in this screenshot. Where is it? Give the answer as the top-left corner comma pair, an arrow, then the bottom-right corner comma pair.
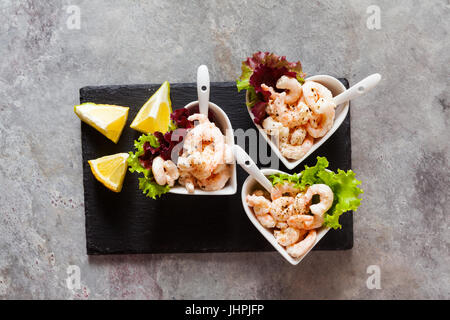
178,171 -> 195,193
246,193 -> 276,228
262,116 -> 290,145
287,214 -> 314,229
302,81 -> 333,110
197,166 -> 231,191
286,230 -> 317,258
275,221 -> 289,230
262,116 -> 283,136
280,135 -> 314,160
274,227 -> 301,247
306,99 -> 336,138
187,115 -> 225,167
271,182 -> 299,200
292,192 -> 309,214
163,159 -> 180,186
270,196 -> 294,221
289,126 -> 307,146
277,101 -> 311,128
152,156 -> 179,187
303,184 -> 334,217
276,76 -> 302,105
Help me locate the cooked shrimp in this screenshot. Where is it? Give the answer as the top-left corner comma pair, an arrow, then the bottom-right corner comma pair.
271,182 -> 299,200
246,193 -> 271,215
306,99 -> 336,138
277,101 -> 312,128
287,214 -> 314,229
178,171 -> 195,193
276,76 -> 302,105
289,126 -> 307,146
261,84 -> 282,101
270,196 -> 294,221
302,81 -> 333,109
275,221 -> 289,229
178,150 -> 214,180
303,184 -> 334,217
262,116 -> 290,145
253,190 -> 267,197
256,214 -> 276,228
292,192 -> 309,214
286,230 -> 317,258
197,166 -> 231,191
278,126 -> 290,144
152,156 -> 179,187
246,194 -> 276,228
187,113 -> 209,124
274,227 -> 301,247
184,114 -> 225,164
265,91 -> 288,118
163,159 -> 179,187
152,156 -> 167,186
280,135 -> 314,160
301,215 -> 324,230
262,116 -> 283,135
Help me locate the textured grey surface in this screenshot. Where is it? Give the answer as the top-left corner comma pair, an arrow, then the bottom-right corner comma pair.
0,0 -> 448,299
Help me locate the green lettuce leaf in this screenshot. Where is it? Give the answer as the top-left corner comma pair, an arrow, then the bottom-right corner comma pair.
236,63 -> 253,92
298,156 -> 329,190
245,86 -> 258,108
138,177 -> 171,199
127,133 -> 171,199
128,134 -> 160,178
269,157 -> 363,229
318,169 -> 364,229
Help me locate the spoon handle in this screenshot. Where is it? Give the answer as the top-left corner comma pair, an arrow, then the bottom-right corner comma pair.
197,65 -> 210,116
233,145 -> 273,192
333,73 -> 381,106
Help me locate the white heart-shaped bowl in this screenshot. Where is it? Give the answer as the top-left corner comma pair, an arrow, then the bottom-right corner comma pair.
241,168 -> 330,265
169,101 -> 237,195
246,75 -> 349,170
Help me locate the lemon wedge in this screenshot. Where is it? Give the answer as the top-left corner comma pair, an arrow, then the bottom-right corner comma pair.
75,103 -> 129,143
130,81 -> 172,134
88,153 -> 129,192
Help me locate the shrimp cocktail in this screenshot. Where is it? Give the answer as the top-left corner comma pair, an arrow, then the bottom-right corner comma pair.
244,157 -> 363,260
128,100 -> 234,198
237,52 -> 337,161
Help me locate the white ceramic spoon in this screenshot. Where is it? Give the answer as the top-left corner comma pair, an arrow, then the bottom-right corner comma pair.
197,65 -> 210,116
233,145 -> 273,192
333,73 -> 381,106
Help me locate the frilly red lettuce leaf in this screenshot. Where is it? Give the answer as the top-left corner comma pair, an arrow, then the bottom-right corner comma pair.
236,51 -> 306,95
250,101 -> 268,125
250,65 -> 297,101
236,52 -> 306,124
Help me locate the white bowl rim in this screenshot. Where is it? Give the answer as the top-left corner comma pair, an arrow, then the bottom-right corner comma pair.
241,168 -> 331,265
246,75 -> 349,170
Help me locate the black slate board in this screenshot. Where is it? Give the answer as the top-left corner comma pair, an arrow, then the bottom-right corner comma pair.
80,80 -> 352,255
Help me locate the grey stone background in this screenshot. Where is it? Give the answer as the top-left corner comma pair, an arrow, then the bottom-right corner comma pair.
0,0 -> 448,299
